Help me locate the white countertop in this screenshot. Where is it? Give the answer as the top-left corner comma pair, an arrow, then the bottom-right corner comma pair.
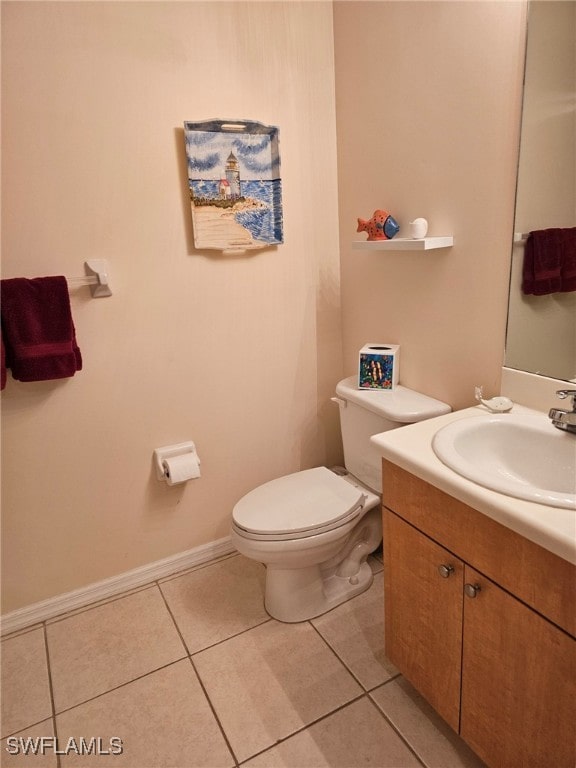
371,405 -> 576,565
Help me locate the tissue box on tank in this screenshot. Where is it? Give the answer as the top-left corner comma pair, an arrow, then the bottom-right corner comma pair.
358,344 -> 400,390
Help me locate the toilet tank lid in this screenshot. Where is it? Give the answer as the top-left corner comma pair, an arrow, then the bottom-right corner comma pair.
336,376 -> 451,423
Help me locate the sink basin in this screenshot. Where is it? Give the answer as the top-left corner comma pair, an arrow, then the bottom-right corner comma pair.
432,413 -> 576,509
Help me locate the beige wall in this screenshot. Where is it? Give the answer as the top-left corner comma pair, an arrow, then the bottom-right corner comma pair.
2,1 -> 530,615
1,1 -> 343,612
334,1 -> 527,410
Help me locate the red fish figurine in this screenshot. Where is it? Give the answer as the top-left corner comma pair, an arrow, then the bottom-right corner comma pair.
357,209 -> 400,241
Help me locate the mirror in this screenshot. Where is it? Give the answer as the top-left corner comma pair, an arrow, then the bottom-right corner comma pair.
505,1 -> 575,382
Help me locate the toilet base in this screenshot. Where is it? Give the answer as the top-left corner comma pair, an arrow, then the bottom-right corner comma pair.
263,505 -> 382,623
264,560 -> 374,623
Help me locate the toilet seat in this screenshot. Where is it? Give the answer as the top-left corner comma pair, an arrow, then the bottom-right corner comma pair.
232,467 -> 367,541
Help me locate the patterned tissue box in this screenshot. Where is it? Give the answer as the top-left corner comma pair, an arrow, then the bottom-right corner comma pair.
358,344 -> 400,390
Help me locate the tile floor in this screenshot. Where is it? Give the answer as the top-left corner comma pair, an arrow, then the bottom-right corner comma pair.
1,551 -> 486,768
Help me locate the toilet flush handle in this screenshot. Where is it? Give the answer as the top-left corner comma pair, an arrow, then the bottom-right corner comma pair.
331,396 -> 347,408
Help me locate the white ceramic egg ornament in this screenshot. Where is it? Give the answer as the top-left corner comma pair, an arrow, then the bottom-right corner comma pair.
409,218 -> 428,239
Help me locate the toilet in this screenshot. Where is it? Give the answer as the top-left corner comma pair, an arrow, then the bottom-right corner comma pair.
231,375 -> 450,622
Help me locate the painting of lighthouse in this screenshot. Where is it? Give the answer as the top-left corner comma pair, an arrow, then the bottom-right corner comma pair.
184,119 -> 284,251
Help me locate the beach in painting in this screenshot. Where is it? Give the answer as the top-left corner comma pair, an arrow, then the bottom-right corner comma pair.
191,199 -> 270,250
189,178 -> 283,251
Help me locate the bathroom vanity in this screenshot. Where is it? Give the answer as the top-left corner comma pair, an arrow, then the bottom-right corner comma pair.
372,407 -> 576,768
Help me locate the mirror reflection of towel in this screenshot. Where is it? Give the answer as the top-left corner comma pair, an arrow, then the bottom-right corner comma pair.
0,276 -> 82,386
522,227 -> 576,295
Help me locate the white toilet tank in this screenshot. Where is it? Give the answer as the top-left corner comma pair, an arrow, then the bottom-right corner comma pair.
334,376 -> 451,492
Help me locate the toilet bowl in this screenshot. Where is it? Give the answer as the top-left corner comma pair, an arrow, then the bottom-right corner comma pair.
231,376 -> 451,623
231,467 -> 382,622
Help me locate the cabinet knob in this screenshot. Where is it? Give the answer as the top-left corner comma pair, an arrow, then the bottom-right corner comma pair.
437,564 -> 455,578
464,583 -> 481,598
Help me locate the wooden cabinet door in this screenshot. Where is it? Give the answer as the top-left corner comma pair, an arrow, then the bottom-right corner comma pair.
384,510 -> 464,731
461,566 -> 576,768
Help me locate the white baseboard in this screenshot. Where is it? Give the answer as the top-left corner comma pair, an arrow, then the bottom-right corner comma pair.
1,536 -> 235,636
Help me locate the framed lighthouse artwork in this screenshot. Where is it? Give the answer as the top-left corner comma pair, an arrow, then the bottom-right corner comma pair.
184,119 -> 284,252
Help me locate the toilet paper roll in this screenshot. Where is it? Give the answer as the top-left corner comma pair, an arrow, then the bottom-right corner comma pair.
162,453 -> 201,485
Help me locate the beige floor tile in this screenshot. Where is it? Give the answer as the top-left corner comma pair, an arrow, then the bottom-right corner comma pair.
1,719 -> 57,767
0,624 -> 44,641
311,572 -> 398,689
44,585 -> 154,626
193,619 -> 362,763
243,696 -> 421,767
371,677 -> 487,768
56,660 -> 233,768
1,629 -> 52,738
160,554 -> 269,654
46,587 -> 185,712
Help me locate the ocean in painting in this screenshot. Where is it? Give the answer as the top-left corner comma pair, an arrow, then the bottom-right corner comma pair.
190,179 -> 283,245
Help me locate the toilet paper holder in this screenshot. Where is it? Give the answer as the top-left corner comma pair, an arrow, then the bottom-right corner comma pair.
154,441 -> 200,482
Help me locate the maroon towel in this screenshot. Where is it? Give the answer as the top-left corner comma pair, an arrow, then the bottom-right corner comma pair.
0,276 -> 82,383
522,227 -> 576,295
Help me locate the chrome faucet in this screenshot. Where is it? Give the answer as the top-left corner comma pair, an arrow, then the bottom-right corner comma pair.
549,390 -> 576,433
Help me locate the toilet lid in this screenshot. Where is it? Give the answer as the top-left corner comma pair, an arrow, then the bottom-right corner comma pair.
232,467 -> 366,536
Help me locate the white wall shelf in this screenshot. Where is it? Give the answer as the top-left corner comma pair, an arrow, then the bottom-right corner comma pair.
352,236 -> 453,251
